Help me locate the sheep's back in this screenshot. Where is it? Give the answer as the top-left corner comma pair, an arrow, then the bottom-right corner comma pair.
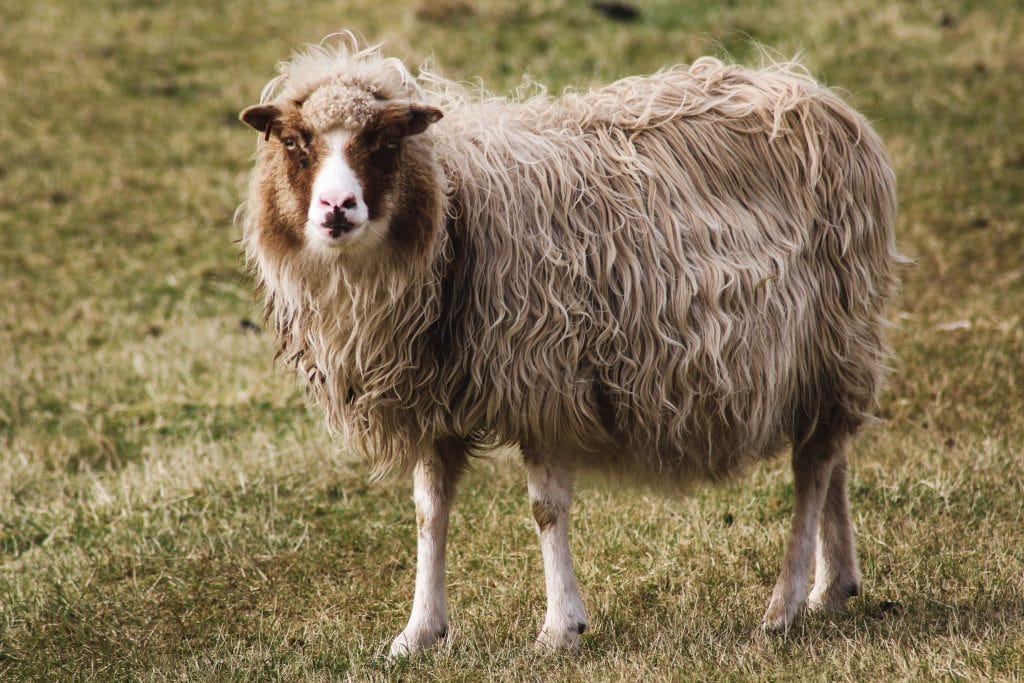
434,59 -> 898,481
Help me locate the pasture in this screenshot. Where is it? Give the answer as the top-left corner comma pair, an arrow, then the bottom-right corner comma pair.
1,0 -> 1022,679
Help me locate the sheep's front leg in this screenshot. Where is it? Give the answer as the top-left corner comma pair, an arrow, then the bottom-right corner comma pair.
526,453 -> 588,650
390,441 -> 467,656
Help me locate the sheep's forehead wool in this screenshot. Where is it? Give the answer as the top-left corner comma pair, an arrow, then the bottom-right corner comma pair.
303,75 -> 380,132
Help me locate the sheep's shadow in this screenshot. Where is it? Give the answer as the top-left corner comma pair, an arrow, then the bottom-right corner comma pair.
581,589 -> 1024,656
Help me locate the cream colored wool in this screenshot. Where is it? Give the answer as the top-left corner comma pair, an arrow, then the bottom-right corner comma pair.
241,35 -> 902,483
302,77 -> 378,131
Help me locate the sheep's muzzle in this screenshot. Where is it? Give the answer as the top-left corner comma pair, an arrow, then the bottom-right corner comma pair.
323,206 -> 357,238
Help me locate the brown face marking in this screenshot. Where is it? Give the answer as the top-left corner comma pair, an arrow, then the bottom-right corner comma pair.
385,155 -> 443,255
345,122 -> 401,223
257,185 -> 304,258
242,100 -> 326,260
339,103 -> 444,254
273,106 -> 320,219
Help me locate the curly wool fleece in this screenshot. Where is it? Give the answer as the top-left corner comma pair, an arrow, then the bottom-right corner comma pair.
302,75 -> 380,131
244,37 -> 902,482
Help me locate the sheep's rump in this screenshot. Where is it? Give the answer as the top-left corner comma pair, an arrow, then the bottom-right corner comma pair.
423,58 -> 899,481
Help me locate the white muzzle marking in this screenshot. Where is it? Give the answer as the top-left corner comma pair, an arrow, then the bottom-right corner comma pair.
307,130 -> 370,248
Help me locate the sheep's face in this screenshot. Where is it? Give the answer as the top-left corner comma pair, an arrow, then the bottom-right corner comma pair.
241,92 -> 442,259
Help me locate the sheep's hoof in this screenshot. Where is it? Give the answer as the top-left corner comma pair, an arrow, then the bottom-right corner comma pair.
808,580 -> 860,613
760,595 -> 805,633
389,625 -> 447,657
535,621 -> 587,651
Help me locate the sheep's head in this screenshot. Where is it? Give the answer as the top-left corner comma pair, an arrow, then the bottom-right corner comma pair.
240,77 -> 443,260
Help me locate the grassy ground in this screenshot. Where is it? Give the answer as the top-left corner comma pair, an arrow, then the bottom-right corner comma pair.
1,0 -> 1022,679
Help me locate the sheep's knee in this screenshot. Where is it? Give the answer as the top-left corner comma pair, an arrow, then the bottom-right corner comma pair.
526,455 -> 588,649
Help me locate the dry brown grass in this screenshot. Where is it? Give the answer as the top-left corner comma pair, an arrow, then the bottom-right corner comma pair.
1,0 -> 1022,679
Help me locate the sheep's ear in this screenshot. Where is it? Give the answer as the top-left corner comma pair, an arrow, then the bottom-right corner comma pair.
379,102 -> 444,137
406,103 -> 444,135
240,103 -> 282,139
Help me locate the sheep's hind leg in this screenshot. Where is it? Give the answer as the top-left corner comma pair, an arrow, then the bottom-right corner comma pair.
761,420 -> 851,631
390,439 -> 468,657
525,452 -> 588,650
808,450 -> 862,612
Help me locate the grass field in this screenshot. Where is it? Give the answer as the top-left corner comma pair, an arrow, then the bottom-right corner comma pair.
2,0 -> 1022,679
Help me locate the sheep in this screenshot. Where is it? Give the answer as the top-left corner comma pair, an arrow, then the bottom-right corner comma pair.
238,34 -> 901,655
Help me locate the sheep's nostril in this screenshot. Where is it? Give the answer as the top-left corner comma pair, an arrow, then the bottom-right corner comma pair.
318,191 -> 358,212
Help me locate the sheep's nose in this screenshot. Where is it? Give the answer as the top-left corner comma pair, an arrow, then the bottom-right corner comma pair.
319,191 -> 357,211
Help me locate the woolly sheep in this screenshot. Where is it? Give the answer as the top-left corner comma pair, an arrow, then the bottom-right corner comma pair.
238,35 -> 901,655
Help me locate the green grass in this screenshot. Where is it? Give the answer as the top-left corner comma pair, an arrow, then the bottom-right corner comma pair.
2,0 -> 1022,679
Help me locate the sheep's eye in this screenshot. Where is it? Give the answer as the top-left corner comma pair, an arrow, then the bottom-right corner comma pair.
283,138 -> 297,151
384,136 -> 400,150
